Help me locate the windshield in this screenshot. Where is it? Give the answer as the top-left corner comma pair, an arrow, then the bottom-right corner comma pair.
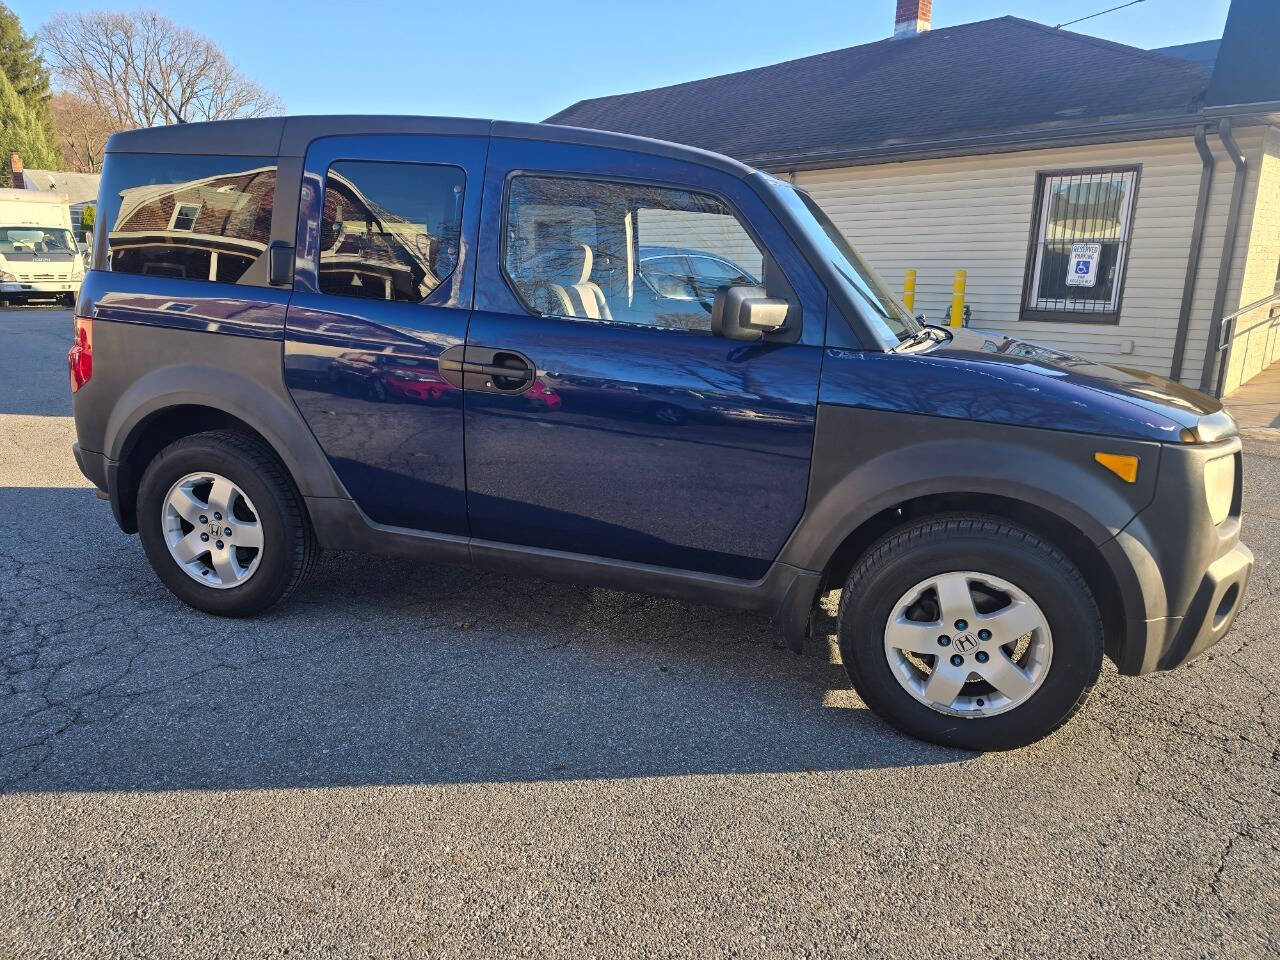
0,226 -> 77,255
763,178 -> 923,345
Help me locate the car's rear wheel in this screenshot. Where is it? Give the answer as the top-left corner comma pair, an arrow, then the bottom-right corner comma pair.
137,430 -> 317,616
837,515 -> 1102,750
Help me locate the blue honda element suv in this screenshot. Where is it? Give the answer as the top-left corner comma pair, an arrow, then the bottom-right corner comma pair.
69,116 -> 1253,749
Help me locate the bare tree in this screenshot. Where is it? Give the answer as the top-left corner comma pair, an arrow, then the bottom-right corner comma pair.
40,9 -> 283,131
50,91 -> 115,172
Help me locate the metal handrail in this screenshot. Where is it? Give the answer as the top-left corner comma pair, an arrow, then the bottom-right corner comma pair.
1210,289 -> 1280,398
1221,290 -> 1280,324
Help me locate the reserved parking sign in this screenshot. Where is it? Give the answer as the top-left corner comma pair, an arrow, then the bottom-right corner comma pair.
1066,242 -> 1102,287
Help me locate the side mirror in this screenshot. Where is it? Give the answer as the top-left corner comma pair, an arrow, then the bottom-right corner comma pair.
267,240 -> 295,287
711,285 -> 789,341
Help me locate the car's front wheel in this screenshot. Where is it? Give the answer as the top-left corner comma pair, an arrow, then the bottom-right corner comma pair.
838,515 -> 1103,750
136,430 -> 318,616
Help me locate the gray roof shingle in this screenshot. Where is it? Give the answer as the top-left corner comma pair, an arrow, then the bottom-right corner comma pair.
545,17 -> 1212,167
20,169 -> 101,205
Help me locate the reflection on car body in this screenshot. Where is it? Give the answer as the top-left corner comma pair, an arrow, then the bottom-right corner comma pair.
634,245 -> 759,329
328,351 -> 455,403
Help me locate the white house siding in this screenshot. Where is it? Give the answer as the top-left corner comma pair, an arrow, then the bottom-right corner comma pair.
790,130 -> 1270,391
1221,125 -> 1280,394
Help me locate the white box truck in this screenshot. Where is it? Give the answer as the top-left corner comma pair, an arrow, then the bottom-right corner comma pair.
0,188 -> 85,306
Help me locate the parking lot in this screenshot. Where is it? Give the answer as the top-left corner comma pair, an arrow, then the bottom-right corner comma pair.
1,306 -> 1278,958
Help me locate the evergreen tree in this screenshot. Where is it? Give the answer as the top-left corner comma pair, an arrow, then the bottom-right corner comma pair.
0,68 -> 57,187
0,3 -> 58,165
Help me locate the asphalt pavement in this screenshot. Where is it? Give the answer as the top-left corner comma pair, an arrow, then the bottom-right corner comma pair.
1,307 -> 1277,958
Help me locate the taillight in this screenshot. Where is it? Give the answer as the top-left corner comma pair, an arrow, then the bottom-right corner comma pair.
69,315 -> 93,393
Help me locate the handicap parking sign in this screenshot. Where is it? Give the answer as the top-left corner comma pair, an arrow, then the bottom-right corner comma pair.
1066,243 -> 1102,287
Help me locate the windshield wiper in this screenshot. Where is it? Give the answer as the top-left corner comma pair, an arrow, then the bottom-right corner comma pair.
895,327 -> 930,347
893,325 -> 948,352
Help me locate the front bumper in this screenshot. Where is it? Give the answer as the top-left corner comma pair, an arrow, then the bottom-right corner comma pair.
2,280 -> 80,296
1172,542 -> 1253,665
1101,436 -> 1252,674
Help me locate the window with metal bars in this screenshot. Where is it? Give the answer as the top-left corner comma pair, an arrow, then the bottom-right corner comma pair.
1021,166 -> 1139,323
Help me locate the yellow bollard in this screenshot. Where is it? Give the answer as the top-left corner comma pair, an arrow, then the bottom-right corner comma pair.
950,269 -> 967,328
902,268 -> 917,314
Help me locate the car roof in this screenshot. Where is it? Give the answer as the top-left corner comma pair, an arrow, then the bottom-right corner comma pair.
103,116 -> 756,179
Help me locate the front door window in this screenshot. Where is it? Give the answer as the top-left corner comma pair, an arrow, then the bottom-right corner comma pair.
502,175 -> 765,333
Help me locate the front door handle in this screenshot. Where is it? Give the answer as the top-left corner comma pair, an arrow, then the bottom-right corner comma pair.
438,345 -> 535,394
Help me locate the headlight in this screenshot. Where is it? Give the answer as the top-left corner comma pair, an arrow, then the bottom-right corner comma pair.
1204,454 -> 1235,525
0,271 -> 15,282
71,258 -> 85,278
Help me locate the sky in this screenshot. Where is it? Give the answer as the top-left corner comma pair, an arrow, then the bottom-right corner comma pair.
12,0 -> 1233,122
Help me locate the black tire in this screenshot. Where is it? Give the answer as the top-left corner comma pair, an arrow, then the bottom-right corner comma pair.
136,430 -> 318,616
838,515 -> 1103,751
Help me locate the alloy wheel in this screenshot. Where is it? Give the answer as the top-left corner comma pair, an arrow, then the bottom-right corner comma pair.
161,471 -> 264,589
883,570 -> 1053,717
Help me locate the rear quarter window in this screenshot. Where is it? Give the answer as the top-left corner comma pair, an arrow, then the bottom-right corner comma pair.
96,154 -> 277,286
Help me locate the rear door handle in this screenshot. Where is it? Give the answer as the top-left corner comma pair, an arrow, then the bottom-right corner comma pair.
438,344 -> 466,389
466,361 -> 532,382
439,345 -> 535,394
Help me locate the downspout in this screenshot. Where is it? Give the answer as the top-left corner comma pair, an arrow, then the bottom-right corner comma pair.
1199,118 -> 1249,394
1169,123 -> 1214,382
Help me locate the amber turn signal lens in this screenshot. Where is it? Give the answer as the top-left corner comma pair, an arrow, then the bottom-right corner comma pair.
1094,452 -> 1139,483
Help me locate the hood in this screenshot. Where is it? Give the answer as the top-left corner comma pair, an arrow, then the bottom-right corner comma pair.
808,323 -> 1239,442
926,327 -> 1233,440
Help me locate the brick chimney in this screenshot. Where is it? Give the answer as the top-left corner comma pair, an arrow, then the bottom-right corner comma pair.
894,0 -> 932,38
9,153 -> 24,189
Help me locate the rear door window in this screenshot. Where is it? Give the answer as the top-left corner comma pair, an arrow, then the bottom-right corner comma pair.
318,160 -> 465,303
98,154 -> 277,285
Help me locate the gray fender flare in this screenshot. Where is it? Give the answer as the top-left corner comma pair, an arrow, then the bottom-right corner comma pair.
105,363 -> 347,500
778,423 -> 1161,575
